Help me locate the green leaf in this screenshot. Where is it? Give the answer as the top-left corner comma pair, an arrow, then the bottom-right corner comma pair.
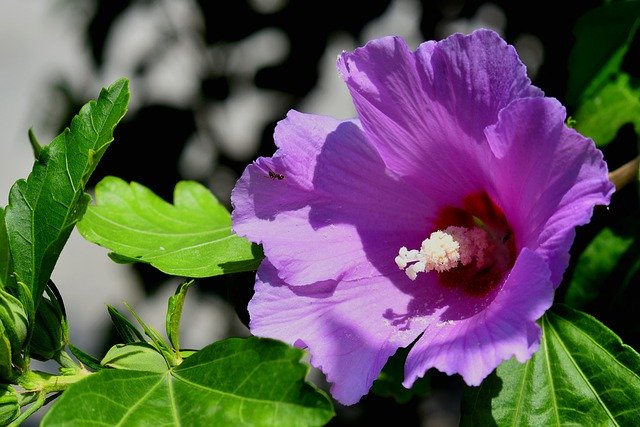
567,1 -> 640,106
371,346 -> 431,404
123,302 -> 179,368
0,322 -> 12,380
106,305 -> 145,344
565,224 -> 640,308
77,176 -> 263,278
68,343 -> 103,372
4,78 -> 130,304
574,73 -> 640,146
42,337 -> 335,427
101,342 -> 169,373
166,280 -> 193,351
0,208 -> 15,290
460,305 -> 640,426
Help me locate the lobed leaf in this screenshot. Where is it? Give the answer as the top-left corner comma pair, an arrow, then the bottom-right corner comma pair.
3,79 -> 130,304
460,304 -> 640,426
77,176 -> 262,278
42,337 -> 335,427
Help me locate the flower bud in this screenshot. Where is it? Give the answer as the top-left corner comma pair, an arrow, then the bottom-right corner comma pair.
29,297 -> 68,361
0,323 -> 13,380
0,290 -> 28,356
0,385 -> 20,425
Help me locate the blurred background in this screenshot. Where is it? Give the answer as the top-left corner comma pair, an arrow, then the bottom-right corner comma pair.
0,0 -> 621,425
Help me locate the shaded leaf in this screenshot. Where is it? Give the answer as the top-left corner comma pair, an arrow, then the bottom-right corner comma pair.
101,342 -> 168,373
371,346 -> 431,404
77,176 -> 262,278
460,305 -> 640,426
107,305 -> 145,344
0,208 -> 14,289
4,79 -> 129,305
68,343 -> 103,372
567,1 -> 640,105
565,224 -> 640,308
42,337 -> 335,427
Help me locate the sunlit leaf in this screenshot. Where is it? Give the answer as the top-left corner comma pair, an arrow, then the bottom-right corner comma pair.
42,337 -> 335,427
460,305 -> 640,426
574,73 -> 640,146
4,79 -> 129,304
77,176 -> 262,278
166,280 -> 193,351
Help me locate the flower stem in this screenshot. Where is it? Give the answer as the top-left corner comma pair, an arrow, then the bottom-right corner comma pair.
18,368 -> 92,394
608,155 -> 640,191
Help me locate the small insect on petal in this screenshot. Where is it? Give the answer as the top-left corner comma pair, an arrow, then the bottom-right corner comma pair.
268,169 -> 285,180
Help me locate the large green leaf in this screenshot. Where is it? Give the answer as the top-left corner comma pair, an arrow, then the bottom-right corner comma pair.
574,73 -> 640,146
567,1 -> 640,106
42,337 -> 335,427
77,176 -> 262,277
460,305 -> 640,426
4,79 -> 129,303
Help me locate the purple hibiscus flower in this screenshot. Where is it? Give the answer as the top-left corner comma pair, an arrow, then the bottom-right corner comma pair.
231,29 -> 614,405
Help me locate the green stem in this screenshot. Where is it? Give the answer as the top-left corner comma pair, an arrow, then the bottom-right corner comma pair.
17,368 -> 92,395
27,127 -> 42,161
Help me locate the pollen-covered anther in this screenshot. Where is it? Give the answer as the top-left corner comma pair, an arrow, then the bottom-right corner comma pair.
395,226 -> 492,280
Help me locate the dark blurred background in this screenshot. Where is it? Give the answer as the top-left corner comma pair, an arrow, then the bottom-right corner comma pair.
3,0 -> 633,425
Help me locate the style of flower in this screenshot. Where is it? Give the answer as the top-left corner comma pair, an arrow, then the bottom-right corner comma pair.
231,29 -> 614,405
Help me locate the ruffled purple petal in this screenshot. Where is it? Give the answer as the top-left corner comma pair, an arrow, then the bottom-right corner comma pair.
403,248 -> 553,387
232,110 -> 434,286
249,261 -> 424,405
422,29 -> 543,139
337,29 -> 542,186
484,97 -> 614,285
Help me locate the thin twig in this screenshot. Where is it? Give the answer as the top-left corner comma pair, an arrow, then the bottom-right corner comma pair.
608,155 -> 640,191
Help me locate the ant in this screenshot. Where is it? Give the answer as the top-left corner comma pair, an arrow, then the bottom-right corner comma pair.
268,169 -> 285,180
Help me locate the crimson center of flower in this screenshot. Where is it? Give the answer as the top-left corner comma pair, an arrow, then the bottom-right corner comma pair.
395,192 -> 516,297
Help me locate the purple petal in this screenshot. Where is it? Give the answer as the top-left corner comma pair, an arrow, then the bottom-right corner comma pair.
484,97 -> 614,285
249,261 -> 423,405
232,110 -> 434,286
423,29 -> 543,139
337,29 -> 541,184
403,248 -> 553,387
